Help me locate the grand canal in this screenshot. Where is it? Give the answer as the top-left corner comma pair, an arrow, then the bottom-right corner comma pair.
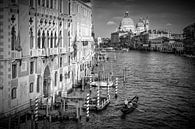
60,51 -> 195,129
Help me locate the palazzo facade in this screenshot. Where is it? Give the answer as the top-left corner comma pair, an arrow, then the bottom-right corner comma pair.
0,0 -> 94,117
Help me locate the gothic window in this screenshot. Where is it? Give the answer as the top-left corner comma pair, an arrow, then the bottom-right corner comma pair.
54,0 -> 57,9
11,87 -> 17,99
30,0 -> 34,7
38,0 -> 41,6
50,0 -> 53,9
42,0 -> 45,7
37,75 -> 40,93
46,0 -> 49,8
38,30 -> 41,48
54,32 -> 57,47
11,26 -> 16,50
54,71 -> 57,86
59,0 -> 62,12
42,31 -> 45,48
12,63 -> 17,79
29,82 -> 34,93
60,74 -> 63,82
30,61 -> 34,74
59,31 -> 62,47
60,57 -> 62,67
30,28 -> 34,49
50,32 -> 53,48
47,31 -> 50,48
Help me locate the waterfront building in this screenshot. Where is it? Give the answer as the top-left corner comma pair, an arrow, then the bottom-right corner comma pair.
0,0 -> 94,117
70,0 -> 95,86
183,22 -> 195,55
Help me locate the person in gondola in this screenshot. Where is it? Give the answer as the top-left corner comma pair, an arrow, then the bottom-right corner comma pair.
124,98 -> 128,108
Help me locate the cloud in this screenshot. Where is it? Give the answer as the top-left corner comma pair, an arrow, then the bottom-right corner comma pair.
107,21 -> 116,25
166,23 -> 172,26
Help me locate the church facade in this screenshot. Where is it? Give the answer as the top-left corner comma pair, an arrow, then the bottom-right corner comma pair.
111,11 -> 149,44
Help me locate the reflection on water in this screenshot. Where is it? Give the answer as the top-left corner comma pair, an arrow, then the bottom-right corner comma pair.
63,51 -> 195,129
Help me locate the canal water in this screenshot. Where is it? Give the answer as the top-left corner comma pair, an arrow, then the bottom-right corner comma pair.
60,51 -> 195,129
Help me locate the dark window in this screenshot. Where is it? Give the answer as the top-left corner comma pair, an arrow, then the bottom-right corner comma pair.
55,71 -> 57,86
60,57 -> 62,67
47,31 -> 50,48
30,0 -> 34,7
54,32 -> 57,47
37,75 -> 40,93
42,31 -> 45,48
30,61 -> 34,74
30,28 -> 34,49
38,30 -> 41,48
59,31 -> 62,47
12,63 -> 17,79
46,0 -> 49,8
38,0 -> 41,6
11,0 -> 16,3
50,0 -> 53,9
11,26 -> 16,50
60,74 -> 63,82
42,0 -> 45,7
50,32 -> 53,48
29,82 -> 34,93
11,87 -> 17,99
59,0 -> 62,12
54,0 -> 57,9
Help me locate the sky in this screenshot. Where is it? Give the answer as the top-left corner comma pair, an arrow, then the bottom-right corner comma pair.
92,0 -> 195,38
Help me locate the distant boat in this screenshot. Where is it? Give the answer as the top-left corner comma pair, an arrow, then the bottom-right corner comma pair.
89,81 -> 114,88
122,48 -> 129,52
105,47 -> 115,52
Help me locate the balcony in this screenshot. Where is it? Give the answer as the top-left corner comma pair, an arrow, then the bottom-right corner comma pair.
37,49 -> 46,57
30,49 -> 38,57
11,51 -> 22,59
53,48 -> 58,55
59,48 -> 67,54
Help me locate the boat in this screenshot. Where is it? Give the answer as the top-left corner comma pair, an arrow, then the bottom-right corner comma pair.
120,68 -> 139,114
89,81 -> 114,88
120,96 -> 139,114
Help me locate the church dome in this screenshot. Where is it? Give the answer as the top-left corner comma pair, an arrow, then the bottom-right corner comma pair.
120,11 -> 135,32
121,17 -> 134,27
137,21 -> 144,27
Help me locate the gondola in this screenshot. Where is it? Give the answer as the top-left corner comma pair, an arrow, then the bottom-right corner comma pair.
120,96 -> 139,114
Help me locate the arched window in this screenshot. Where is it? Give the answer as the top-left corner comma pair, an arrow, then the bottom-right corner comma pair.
50,0 -> 53,9
50,32 -> 53,48
60,74 -> 63,82
47,31 -> 50,48
59,31 -> 62,47
42,31 -> 45,48
38,0 -> 41,6
37,75 -> 40,93
30,28 -> 34,49
46,0 -> 49,8
54,71 -> 57,86
42,0 -> 45,7
11,87 -> 17,99
11,26 -> 16,50
29,82 -> 34,93
54,32 -> 57,47
38,30 -> 41,48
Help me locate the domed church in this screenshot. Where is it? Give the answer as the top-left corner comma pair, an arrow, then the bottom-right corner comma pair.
119,11 -> 135,33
